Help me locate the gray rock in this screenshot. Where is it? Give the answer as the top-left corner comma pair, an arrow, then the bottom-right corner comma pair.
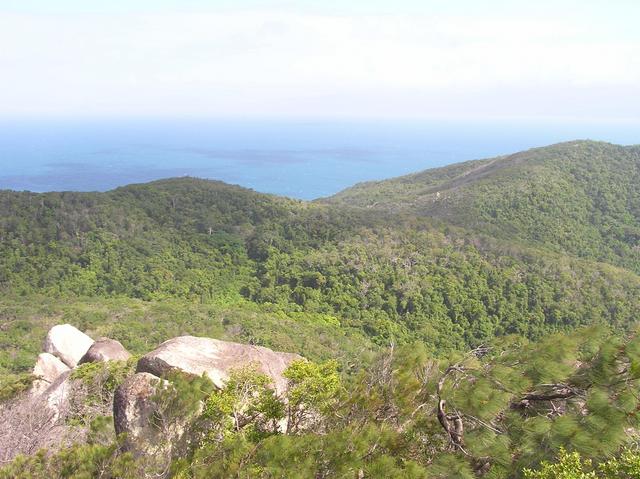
43,324 -> 94,368
137,336 -> 301,394
78,338 -> 131,365
113,372 -> 170,458
31,352 -> 71,394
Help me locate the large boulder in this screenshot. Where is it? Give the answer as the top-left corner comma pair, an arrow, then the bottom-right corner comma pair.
137,336 -> 301,394
43,324 -> 94,368
79,338 -> 131,365
31,352 -> 71,394
113,372 -> 171,458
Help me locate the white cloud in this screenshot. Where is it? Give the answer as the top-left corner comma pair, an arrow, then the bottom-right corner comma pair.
0,11 -> 638,118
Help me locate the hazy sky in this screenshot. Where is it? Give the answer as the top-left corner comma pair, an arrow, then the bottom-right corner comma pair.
1,0 -> 639,119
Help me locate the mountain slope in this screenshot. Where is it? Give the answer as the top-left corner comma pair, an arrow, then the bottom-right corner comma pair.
328,140 -> 640,271
2,142 -> 640,378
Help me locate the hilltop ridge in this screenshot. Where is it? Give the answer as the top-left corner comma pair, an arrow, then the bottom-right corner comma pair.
327,140 -> 640,270
327,140 -> 635,207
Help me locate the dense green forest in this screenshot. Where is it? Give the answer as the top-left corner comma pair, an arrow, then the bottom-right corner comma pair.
2,140 -> 640,477
3,142 -> 640,372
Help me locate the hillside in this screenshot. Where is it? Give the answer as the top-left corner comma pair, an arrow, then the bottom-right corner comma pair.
3,140 -> 640,477
328,141 -> 640,271
2,142 -> 640,380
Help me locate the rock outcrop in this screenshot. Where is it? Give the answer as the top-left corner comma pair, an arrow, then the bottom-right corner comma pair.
3,327 -> 305,465
1,324 -> 98,462
136,336 -> 301,394
112,337 -> 302,458
113,372 -> 166,456
79,338 -> 131,365
31,352 -> 71,394
43,324 -> 94,368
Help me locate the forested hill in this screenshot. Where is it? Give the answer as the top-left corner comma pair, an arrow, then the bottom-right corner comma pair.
327,140 -> 640,271
3,141 -> 640,479
2,141 -> 640,378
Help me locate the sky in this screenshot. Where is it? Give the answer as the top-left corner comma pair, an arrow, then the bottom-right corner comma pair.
0,0 -> 639,120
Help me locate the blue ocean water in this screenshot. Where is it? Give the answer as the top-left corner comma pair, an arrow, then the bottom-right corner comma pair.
0,118 -> 638,200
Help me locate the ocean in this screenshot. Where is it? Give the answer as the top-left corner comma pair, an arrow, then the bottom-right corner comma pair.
0,118 -> 638,200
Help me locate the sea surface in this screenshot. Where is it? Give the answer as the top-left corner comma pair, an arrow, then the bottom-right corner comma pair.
0,118 -> 638,200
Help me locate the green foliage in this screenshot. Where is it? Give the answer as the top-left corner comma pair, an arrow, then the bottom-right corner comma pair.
0,443 -> 141,479
524,448 -> 640,479
178,423 -> 427,479
172,330 -> 640,477
331,141 -> 640,272
523,449 -> 597,479
598,448 -> 640,478
284,359 -> 341,432
71,358 -> 136,402
0,372 -> 34,401
63,359 -> 137,428
0,295 -> 374,378
202,365 -> 283,438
